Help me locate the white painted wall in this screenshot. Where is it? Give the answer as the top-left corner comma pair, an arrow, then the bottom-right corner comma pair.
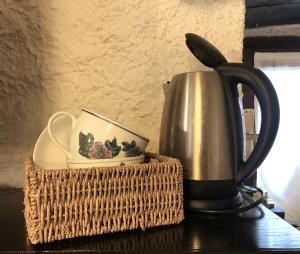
0,0 -> 245,187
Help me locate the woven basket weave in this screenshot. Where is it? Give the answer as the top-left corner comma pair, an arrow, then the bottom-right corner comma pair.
24,152 -> 184,244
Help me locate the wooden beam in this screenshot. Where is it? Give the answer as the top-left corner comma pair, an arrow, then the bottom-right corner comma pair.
242,49 -> 255,109
244,36 -> 300,52
246,0 -> 300,8
245,3 -> 300,28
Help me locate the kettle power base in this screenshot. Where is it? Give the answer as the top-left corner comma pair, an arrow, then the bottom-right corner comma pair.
185,192 -> 243,211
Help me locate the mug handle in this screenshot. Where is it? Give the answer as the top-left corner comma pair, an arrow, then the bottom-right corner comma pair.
47,111 -> 77,159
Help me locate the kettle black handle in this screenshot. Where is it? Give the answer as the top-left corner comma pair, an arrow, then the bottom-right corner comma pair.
216,63 -> 280,185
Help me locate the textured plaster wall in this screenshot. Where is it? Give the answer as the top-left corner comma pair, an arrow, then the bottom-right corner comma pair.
0,0 -> 245,187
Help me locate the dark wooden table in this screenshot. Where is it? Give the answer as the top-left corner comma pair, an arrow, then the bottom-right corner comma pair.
1,189 -> 300,253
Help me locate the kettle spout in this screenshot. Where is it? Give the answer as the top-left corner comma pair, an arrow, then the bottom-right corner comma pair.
163,81 -> 171,97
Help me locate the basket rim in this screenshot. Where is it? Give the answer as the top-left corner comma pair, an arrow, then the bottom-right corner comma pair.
26,152 -> 182,172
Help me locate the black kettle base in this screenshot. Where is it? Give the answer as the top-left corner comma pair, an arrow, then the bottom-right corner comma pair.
185,191 -> 243,211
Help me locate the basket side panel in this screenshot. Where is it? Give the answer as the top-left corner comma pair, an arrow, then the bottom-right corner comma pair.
24,155 -> 184,244
24,158 -> 41,244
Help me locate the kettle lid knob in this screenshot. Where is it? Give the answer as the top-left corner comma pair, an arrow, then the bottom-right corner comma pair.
185,33 -> 227,68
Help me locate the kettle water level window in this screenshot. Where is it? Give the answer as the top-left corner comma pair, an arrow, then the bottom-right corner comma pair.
254,52 -> 300,225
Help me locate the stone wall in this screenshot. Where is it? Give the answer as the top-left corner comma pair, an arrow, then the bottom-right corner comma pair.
0,0 -> 245,187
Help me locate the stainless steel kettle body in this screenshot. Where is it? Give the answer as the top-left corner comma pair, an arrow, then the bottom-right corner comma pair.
159,65 -> 280,210
161,71 -> 239,181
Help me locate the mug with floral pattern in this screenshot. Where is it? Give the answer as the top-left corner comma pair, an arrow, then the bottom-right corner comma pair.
47,109 -> 149,162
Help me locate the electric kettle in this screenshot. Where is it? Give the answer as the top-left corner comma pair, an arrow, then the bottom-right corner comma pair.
159,34 -> 280,212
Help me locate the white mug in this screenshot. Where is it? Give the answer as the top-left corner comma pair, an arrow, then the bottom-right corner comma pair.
47,109 -> 149,161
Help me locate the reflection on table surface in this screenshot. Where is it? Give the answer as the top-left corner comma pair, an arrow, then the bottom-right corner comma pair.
1,189 -> 300,253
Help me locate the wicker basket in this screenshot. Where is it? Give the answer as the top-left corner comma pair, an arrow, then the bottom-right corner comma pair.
24,152 -> 184,244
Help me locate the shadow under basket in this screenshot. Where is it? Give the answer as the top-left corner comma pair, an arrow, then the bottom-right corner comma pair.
24,152 -> 184,244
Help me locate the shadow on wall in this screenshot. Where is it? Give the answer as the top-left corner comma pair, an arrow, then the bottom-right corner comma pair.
0,1 -> 47,187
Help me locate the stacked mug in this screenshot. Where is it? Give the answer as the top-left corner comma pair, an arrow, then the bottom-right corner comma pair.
48,109 -> 149,168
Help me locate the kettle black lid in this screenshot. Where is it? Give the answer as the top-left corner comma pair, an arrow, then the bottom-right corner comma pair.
185,33 -> 227,68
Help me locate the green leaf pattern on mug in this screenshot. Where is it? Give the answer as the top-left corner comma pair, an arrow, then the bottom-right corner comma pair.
79,132 -> 142,159
121,140 -> 142,157
105,138 -> 121,157
79,132 -> 94,158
